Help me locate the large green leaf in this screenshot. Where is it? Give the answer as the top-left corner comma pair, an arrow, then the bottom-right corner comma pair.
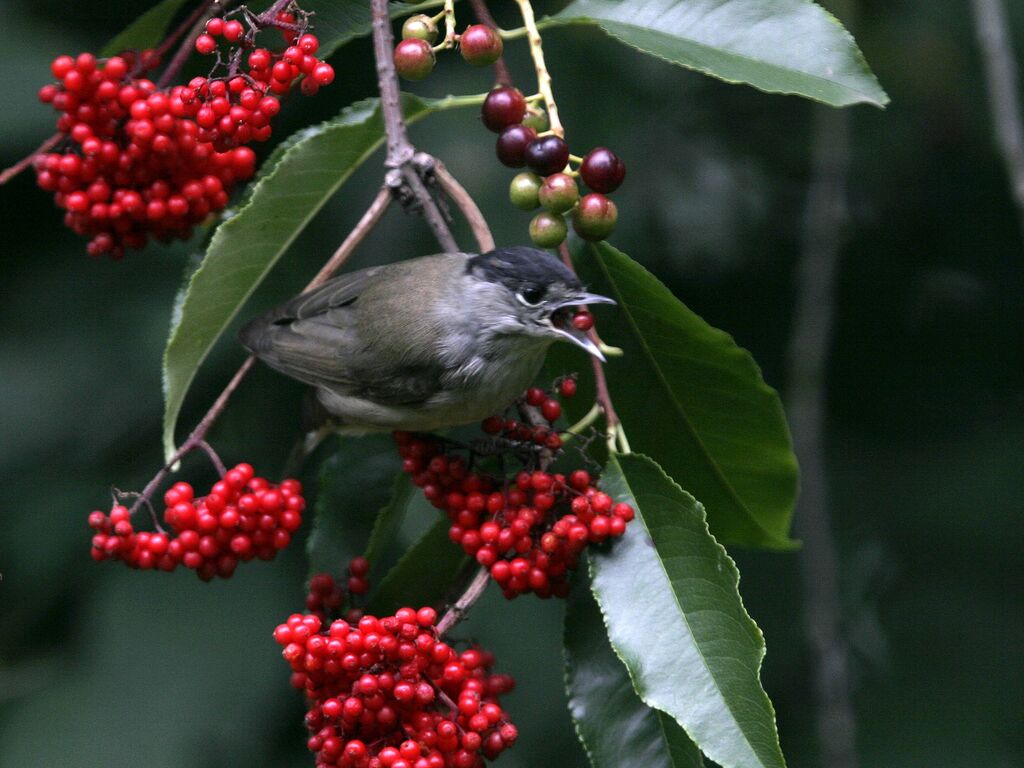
573,241 -> 798,549
161,93 -> 480,462
546,0 -> 888,108
367,517 -> 469,615
101,0 -> 191,57
591,453 -> 785,768
306,434 -> 400,577
565,574 -> 705,768
306,1 -> 447,58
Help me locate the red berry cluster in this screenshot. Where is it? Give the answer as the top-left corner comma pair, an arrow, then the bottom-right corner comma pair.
190,18 -> 334,150
307,557 -> 371,622
393,15 -> 503,82
34,6 -> 333,258
394,384 -> 635,600
275,608 -> 517,767
484,87 -> 625,247
88,463 -> 304,581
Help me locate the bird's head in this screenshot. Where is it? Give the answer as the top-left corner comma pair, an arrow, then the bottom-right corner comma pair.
465,246 -> 614,360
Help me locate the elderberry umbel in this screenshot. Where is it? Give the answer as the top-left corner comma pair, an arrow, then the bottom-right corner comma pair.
88,463 -> 304,581
275,608 -> 517,767
394,383 -> 635,600
34,3 -> 333,258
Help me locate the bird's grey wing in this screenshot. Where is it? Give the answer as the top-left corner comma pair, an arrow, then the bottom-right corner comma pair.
238,266 -> 445,405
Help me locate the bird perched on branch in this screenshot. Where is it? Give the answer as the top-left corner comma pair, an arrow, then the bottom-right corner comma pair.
239,245 -> 613,432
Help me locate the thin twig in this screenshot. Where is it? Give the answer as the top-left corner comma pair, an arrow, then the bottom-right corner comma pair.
970,0 -> 1024,243
468,0 -> 513,87
195,439 -> 228,476
514,0 -> 563,137
437,566 -> 491,635
149,0 -> 221,66
434,161 -> 495,251
787,97 -> 859,768
156,0 -> 226,87
309,186 -> 393,287
0,133 -> 62,187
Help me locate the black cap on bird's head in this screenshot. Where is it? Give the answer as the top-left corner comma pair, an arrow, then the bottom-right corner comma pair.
467,246 -> 614,359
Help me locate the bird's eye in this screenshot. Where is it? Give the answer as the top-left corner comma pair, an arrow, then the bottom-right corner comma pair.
517,287 -> 545,306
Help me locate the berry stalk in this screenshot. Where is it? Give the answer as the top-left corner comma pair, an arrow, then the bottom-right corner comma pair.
513,0 -> 563,138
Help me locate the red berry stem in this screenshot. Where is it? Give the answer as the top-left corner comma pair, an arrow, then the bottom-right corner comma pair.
437,565 -> 491,635
0,132 -> 62,187
156,0 -> 233,87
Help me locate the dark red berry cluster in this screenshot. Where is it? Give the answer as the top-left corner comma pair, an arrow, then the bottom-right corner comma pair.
483,87 -> 625,247
275,608 -> 517,767
88,463 -> 304,581
34,6 -> 332,258
394,383 -> 635,600
393,14 -> 503,81
307,557 -> 370,622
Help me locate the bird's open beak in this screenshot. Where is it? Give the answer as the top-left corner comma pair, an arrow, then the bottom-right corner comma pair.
547,293 -> 615,361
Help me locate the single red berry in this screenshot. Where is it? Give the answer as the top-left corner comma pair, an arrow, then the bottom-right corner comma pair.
581,147 -> 626,193
313,63 -> 335,86
205,17 -> 224,36
496,124 -> 537,168
559,378 -> 577,398
223,20 -> 244,42
194,34 -> 217,55
394,39 -> 435,81
460,25 -> 503,66
482,87 -> 526,133
571,310 -> 594,331
524,135 -> 570,176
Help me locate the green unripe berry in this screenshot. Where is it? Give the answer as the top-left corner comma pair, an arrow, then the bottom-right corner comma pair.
402,14 -> 438,42
522,108 -> 549,132
538,173 -> 579,214
529,211 -> 568,248
572,193 -> 618,241
509,172 -> 542,210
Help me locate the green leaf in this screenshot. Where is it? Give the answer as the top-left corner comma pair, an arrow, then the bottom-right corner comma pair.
573,241 -> 798,549
306,434 -> 400,576
101,0 -> 190,57
305,1 -> 447,58
545,0 -> 888,108
591,453 -> 785,768
565,574 -> 705,768
161,93 -> 480,462
367,516 -> 469,615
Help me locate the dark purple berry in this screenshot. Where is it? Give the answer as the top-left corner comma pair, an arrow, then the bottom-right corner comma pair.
482,87 -> 527,133
524,135 -> 569,176
580,147 -> 626,193
496,124 -> 537,168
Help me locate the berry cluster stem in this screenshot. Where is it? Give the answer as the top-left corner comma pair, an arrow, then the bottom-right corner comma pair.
514,0 -> 564,137
437,565 -> 491,634
156,0 -> 233,87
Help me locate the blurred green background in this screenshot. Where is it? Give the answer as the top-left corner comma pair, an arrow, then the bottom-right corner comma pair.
1,1 -> 1021,766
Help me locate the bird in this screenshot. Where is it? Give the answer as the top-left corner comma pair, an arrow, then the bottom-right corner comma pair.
238,245 -> 613,433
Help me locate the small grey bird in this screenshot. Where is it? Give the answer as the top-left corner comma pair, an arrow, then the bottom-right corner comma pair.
238,246 -> 613,433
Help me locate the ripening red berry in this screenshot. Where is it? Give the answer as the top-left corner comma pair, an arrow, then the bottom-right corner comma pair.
571,310 -> 594,331
481,87 -> 526,133
529,211 -> 567,248
573,193 -> 618,241
394,38 -> 435,81
402,14 -> 438,43
559,378 -> 577,398
581,147 -> 626,193
538,172 -> 579,214
459,25 -> 503,66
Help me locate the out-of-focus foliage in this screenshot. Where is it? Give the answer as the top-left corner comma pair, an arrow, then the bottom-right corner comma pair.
1,1 -> 1021,767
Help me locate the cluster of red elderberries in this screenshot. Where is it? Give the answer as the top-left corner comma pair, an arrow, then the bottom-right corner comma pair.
483,87 -> 625,247
393,14 -> 503,81
34,4 -> 333,258
395,382 -> 635,600
88,463 -> 304,581
306,557 -> 371,622
275,608 -> 517,767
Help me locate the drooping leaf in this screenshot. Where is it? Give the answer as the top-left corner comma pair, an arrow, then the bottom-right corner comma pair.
367,516 -> 469,615
545,0 -> 888,108
161,93 -> 480,462
591,453 -> 785,768
306,434 -> 399,577
101,0 -> 191,57
306,1 -> 448,58
565,574 -> 705,768
572,241 -> 798,549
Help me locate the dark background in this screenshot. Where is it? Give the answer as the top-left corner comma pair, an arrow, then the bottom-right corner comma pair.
1,1 -> 1022,766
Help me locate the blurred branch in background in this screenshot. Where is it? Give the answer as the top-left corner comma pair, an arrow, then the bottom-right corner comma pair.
786,33 -> 859,768
971,0 -> 1024,244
